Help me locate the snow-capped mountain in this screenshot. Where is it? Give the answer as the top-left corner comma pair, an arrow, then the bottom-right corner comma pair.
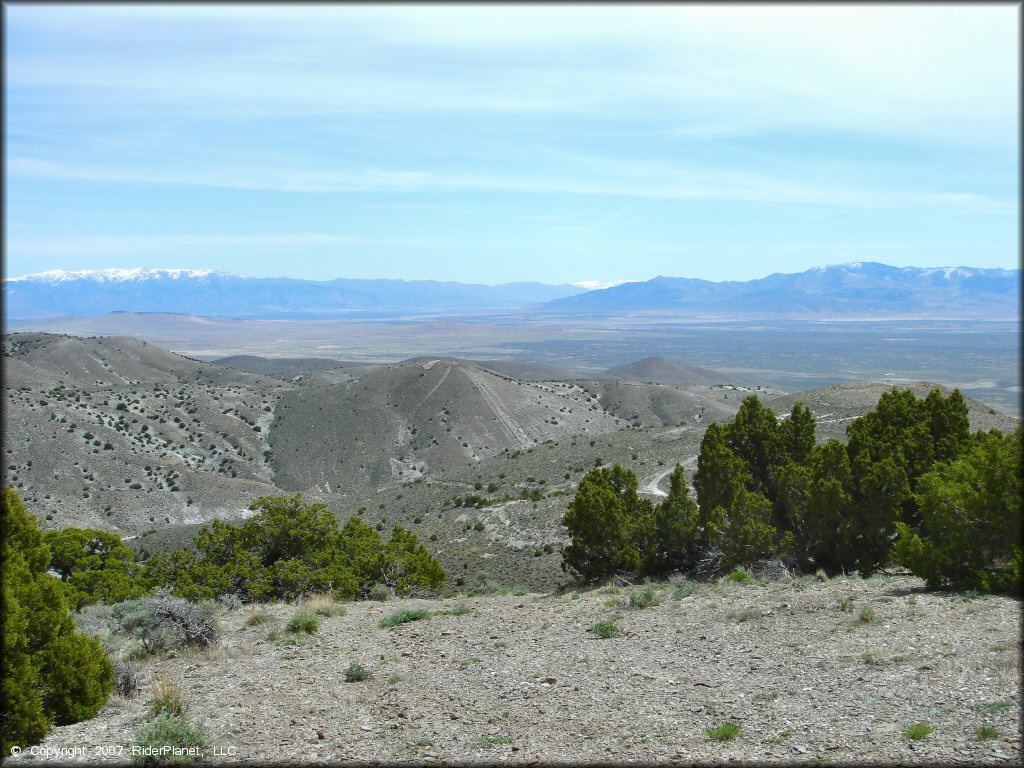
7,268 -> 233,284
2,269 -> 586,321
3,263 -> 1018,322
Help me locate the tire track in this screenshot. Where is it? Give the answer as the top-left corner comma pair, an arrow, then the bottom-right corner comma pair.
462,366 -> 532,449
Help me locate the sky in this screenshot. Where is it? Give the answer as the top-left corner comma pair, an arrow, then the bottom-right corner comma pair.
4,4 -> 1019,285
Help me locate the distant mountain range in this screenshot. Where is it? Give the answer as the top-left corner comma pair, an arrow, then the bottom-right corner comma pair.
3,268 -> 586,321
540,263 -> 1020,320
4,263 -> 1019,321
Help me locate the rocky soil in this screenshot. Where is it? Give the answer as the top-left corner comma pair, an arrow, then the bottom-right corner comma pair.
19,574 -> 1021,765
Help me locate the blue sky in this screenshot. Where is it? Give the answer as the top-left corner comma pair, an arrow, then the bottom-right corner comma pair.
5,4 -> 1019,285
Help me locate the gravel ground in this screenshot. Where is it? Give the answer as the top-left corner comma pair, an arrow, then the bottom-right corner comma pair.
15,574 -> 1021,765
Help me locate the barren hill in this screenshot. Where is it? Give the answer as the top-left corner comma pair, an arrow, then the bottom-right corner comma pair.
603,356 -> 753,387
267,358 -> 627,493
474,360 -> 578,382
2,333 -> 279,390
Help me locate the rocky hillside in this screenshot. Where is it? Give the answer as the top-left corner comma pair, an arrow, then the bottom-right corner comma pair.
4,332 -> 1018,594
19,574 -> 1021,765
267,358 -> 628,493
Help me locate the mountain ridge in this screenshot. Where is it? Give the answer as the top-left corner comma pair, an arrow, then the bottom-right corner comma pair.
5,262 -> 1019,321
540,262 -> 1020,319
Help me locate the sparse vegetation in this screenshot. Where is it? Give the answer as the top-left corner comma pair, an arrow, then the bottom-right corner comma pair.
903,722 -> 934,740
628,585 -> 661,609
130,713 -> 210,764
706,722 -> 741,741
591,617 -> 622,639
379,608 -> 430,628
286,607 -> 321,634
149,673 -> 186,718
245,610 -> 273,627
344,662 -> 373,682
307,593 -> 346,617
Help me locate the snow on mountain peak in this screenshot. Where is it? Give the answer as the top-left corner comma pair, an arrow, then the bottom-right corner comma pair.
7,268 -> 237,284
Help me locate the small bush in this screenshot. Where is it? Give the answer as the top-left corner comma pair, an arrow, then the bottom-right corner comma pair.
672,582 -> 697,600
149,673 -> 186,718
904,722 -> 934,741
286,607 -> 320,634
130,713 -> 210,764
725,569 -> 749,583
245,610 -> 273,627
113,591 -> 218,654
344,662 -> 373,682
442,604 -> 472,616
306,594 -> 346,617
976,726 -> 999,740
858,606 -> 878,624
368,584 -> 391,602
590,618 -> 622,639
837,595 -> 855,612
706,722 -> 741,741
628,585 -> 661,609
732,607 -> 759,623
115,661 -> 141,698
379,608 -> 430,628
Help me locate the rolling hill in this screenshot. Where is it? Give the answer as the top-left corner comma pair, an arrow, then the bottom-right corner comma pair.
4,332 -> 1017,592
267,358 -> 627,493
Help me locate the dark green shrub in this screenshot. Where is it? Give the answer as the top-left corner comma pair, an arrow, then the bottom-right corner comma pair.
344,662 -> 372,682
44,527 -> 149,609
143,495 -> 445,602
561,464 -> 651,582
2,489 -> 113,752
892,428 -> 1021,594
590,618 -> 622,639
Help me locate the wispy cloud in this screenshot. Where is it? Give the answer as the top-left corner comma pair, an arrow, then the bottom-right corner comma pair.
9,156 -> 1014,215
5,5 -> 1017,283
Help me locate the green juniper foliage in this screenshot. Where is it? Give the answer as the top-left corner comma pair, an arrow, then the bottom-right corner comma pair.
1,489 -> 114,753
561,388 -> 1019,594
143,495 -> 445,602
